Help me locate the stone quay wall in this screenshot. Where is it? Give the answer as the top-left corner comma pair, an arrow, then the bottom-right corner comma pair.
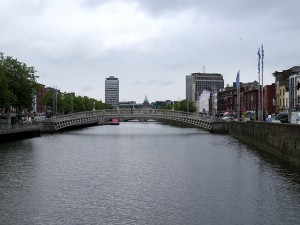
0,124 -> 40,142
229,121 -> 300,166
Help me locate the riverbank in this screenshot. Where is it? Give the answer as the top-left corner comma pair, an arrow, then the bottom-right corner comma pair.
229,121 -> 300,166
0,124 -> 41,142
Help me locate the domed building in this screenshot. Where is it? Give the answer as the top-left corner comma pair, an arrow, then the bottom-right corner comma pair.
143,95 -> 150,108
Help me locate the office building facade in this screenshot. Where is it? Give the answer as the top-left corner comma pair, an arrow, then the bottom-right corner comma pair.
186,73 -> 224,102
105,76 -> 119,108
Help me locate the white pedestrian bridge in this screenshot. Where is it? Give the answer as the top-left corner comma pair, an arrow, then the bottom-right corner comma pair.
41,109 -> 228,133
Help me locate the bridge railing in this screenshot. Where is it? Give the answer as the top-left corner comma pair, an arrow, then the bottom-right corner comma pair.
44,109 -> 213,123
44,110 -> 106,122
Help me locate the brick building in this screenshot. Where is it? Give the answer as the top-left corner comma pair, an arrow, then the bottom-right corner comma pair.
35,85 -> 54,113
263,84 -> 276,116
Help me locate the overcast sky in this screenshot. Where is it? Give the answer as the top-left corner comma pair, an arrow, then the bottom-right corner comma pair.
1,0 -> 299,103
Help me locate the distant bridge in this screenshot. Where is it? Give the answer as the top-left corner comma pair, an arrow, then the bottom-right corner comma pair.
41,109 -> 228,133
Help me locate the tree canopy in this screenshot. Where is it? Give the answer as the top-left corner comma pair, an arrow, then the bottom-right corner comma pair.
0,52 -> 37,113
174,99 -> 197,112
1,52 -> 113,115
42,91 -> 113,114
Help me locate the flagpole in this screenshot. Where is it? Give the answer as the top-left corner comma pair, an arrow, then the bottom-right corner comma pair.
56,86 -> 58,116
257,48 -> 261,121
261,44 -> 264,121
53,86 -> 55,117
236,71 -> 240,121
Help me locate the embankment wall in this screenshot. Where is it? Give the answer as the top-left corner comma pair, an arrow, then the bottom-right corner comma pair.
0,130 -> 40,142
229,121 -> 300,166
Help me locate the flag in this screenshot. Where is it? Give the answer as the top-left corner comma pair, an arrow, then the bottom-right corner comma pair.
257,47 -> 261,74
236,70 -> 240,88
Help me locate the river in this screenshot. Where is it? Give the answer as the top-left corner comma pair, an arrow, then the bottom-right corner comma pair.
1,122 -> 300,225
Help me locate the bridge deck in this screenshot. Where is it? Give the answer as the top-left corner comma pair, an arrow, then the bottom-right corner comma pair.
41,109 -> 227,133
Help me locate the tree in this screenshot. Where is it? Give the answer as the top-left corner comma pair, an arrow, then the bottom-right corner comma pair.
175,99 -> 196,112
62,94 -> 73,114
42,91 -> 54,111
0,63 -> 15,110
95,100 -> 113,110
83,96 -> 94,111
73,96 -> 85,112
0,52 -> 37,114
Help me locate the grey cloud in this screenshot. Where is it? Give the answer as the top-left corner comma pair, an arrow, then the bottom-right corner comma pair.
159,80 -> 173,86
1,0 -> 300,103
145,79 -> 158,86
81,85 -> 96,92
131,80 -> 142,85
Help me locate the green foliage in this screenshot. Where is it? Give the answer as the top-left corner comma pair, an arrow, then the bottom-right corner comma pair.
0,52 -> 37,113
0,52 -> 114,115
62,94 -> 73,113
74,96 -> 85,112
0,63 -> 15,109
42,91 -> 54,109
160,102 -> 173,110
95,101 -> 113,110
174,99 -> 196,112
42,91 -> 113,114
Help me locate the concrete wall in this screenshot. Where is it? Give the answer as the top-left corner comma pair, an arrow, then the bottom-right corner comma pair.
229,121 -> 300,166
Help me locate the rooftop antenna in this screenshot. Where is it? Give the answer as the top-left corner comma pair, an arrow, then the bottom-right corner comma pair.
202,66 -> 206,73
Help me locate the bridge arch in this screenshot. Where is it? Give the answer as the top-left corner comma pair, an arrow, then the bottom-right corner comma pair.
41,109 -> 227,133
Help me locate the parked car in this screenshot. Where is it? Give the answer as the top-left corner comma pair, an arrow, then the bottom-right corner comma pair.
242,118 -> 251,122
222,116 -> 232,121
271,119 -> 281,123
275,113 -> 289,123
265,116 -> 276,123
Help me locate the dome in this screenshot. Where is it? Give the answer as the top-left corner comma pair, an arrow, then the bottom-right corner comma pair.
143,95 -> 149,103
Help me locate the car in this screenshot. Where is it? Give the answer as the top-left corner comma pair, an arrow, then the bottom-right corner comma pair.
265,117 -> 273,122
242,118 -> 251,122
275,113 -> 289,123
222,116 -> 232,121
271,119 -> 281,123
265,117 -> 277,123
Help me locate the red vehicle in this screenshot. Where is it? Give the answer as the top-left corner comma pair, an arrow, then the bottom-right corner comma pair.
111,118 -> 120,125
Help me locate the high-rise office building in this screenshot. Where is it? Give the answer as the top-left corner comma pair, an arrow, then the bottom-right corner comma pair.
186,73 -> 224,102
105,76 -> 119,108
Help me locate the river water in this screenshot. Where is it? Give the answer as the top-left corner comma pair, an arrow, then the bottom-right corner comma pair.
1,122 -> 300,225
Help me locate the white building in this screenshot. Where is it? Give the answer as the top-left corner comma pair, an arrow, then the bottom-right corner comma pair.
289,72 -> 300,111
105,76 -> 119,108
197,90 -> 211,113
